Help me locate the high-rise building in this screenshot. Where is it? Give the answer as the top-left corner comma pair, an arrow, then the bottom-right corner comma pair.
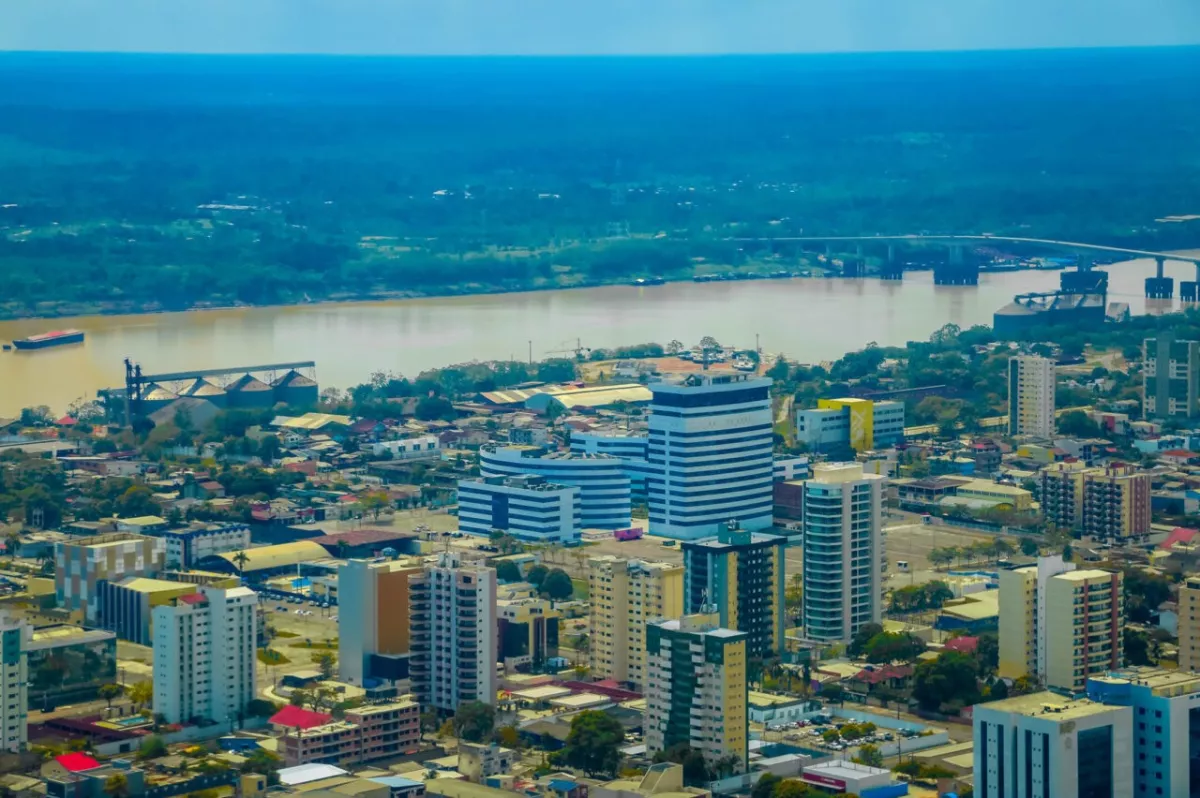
1080,464 -> 1152,542
647,373 -> 774,540
973,692 -> 1132,798
1178,576 -> 1200,673
480,445 -> 632,530
0,615 -> 27,752
587,556 -> 685,689
1008,355 -> 1056,438
999,557 -> 1122,693
152,586 -> 258,725
799,462 -> 887,644
1037,461 -> 1152,541
408,552 -> 497,712
338,558 -> 424,685
681,522 -> 786,658
55,533 -> 165,624
457,475 -> 582,544
1088,667 -> 1200,798
1143,332 -> 1200,419
794,398 -> 905,452
645,614 -> 748,768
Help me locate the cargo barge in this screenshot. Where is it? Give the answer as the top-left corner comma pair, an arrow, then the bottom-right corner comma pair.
11,329 -> 86,350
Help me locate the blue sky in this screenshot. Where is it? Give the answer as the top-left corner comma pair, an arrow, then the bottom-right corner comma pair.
4,0 -> 1198,55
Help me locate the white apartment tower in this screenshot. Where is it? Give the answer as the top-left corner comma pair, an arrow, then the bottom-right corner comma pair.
0,615 -> 27,752
408,552 -> 497,712
800,462 -> 887,644
152,586 -> 258,725
647,373 -> 774,540
1008,355 -> 1056,438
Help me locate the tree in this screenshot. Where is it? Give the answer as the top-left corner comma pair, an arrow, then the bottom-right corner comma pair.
1125,628 -> 1152,665
526,564 -> 549,587
437,719 -> 455,739
773,779 -> 811,798
98,683 -> 123,709
453,700 -> 495,743
913,651 -> 980,712
541,568 -> 574,600
104,774 -> 128,798
666,340 -> 684,356
988,678 -> 1010,701
821,683 -> 845,705
415,396 -> 455,421
976,632 -> 999,676
929,548 -> 954,570
129,681 -> 153,711
358,491 -> 391,520
751,772 -> 782,798
558,710 -> 624,777
654,743 -> 709,787
241,749 -> 282,780
854,743 -> 884,768
848,622 -> 884,658
863,632 -> 927,664
495,560 -> 522,583
232,550 -> 250,573
137,735 -> 167,761
1020,537 -> 1040,557
991,538 -> 1015,561
290,689 -> 311,708
311,650 -> 336,680
496,724 -> 522,749
1057,410 -> 1099,438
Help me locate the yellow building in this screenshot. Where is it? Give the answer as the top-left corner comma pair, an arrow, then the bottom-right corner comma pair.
949,479 -> 1033,511
1038,462 -> 1152,541
818,398 -> 875,451
587,556 -> 684,689
998,566 -> 1038,681
1000,558 -> 1122,693
645,614 -> 747,768
1045,570 -> 1123,694
1177,576 -> 1200,673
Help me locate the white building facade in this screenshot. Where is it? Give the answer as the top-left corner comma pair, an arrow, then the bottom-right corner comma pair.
162,523 -> 251,569
974,693 -> 1132,798
479,445 -> 632,529
408,553 -> 497,712
457,475 -> 581,544
647,373 -> 774,540
152,586 -> 258,725
1008,355 -> 1056,438
799,462 -> 887,643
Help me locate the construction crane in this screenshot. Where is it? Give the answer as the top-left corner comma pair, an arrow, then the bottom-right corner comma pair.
545,338 -> 590,361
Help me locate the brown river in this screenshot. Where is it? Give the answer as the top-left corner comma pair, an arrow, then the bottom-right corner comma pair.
0,256 -> 1194,415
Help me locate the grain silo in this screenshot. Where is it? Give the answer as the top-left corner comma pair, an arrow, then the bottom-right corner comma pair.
226,373 -> 275,408
273,369 -> 319,408
182,377 -> 228,408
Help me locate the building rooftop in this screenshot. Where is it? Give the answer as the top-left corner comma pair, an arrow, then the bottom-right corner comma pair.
1054,569 -> 1117,582
278,764 -> 351,786
117,515 -> 167,526
28,625 -> 116,650
54,753 -> 101,773
803,760 -> 891,779
270,705 -> 334,730
212,540 -> 329,572
978,691 -> 1125,721
114,577 -> 197,594
1090,667 -> 1200,698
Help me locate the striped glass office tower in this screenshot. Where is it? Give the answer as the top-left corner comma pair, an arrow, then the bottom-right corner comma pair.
480,444 -> 632,529
647,373 -> 774,540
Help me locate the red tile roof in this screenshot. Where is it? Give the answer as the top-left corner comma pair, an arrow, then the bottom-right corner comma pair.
55,753 -> 101,772
178,592 -> 207,605
269,705 -> 333,730
853,664 -> 914,685
944,636 -> 980,654
1160,527 -> 1199,550
311,529 -> 415,548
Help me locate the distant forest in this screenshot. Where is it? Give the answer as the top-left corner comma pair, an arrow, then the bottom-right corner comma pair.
1,48 -> 1199,318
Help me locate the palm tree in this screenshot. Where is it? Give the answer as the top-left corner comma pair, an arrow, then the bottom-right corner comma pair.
232,550 -> 250,573
97,683 -> 123,709
128,681 -> 153,712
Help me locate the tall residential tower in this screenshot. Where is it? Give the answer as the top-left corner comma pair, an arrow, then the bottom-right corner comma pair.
799,463 -> 886,644
1007,355 -> 1056,438
681,522 -> 786,658
587,556 -> 684,689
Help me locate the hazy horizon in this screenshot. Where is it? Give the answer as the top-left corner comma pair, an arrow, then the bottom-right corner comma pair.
4,0 -> 1198,56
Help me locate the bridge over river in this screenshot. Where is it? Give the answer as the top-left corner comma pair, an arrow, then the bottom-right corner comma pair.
730,234 -> 1200,299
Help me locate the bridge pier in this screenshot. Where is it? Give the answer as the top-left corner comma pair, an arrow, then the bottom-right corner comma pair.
843,258 -> 864,278
935,245 -> 978,285
1182,282 -> 1198,303
881,262 -> 904,280
1146,257 -> 1174,299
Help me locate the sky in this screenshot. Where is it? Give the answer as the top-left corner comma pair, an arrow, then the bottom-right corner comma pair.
3,0 -> 1199,56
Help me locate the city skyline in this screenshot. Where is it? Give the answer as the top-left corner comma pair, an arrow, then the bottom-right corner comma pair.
3,0 -> 1198,55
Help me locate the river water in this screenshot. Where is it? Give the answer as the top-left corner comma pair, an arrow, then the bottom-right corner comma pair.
0,256 -> 1194,416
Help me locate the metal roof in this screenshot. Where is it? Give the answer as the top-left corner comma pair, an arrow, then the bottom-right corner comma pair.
213,540 -> 329,572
